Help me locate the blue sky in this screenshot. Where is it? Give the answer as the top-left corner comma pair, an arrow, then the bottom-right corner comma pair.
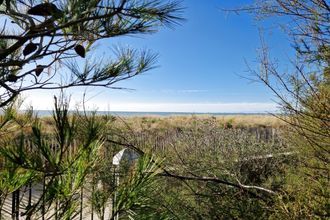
24,0 -> 294,113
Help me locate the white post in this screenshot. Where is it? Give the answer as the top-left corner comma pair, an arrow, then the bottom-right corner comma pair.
112,149 -> 126,220
114,170 -> 119,220
112,148 -> 140,220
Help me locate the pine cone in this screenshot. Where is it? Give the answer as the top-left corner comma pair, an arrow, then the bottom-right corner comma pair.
74,45 -> 86,58
23,43 -> 38,56
7,74 -> 18,82
35,65 -> 44,77
27,3 -> 62,17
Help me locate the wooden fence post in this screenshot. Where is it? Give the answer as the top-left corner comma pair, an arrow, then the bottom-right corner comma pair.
80,187 -> 83,220
42,175 -> 45,220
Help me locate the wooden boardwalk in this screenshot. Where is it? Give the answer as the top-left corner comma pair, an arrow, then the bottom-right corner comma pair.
1,183 -> 113,220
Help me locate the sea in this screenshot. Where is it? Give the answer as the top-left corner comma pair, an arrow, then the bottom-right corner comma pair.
31,110 -> 271,117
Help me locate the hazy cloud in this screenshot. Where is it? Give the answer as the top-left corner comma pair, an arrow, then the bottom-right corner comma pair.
105,102 -> 278,113
22,91 -> 278,113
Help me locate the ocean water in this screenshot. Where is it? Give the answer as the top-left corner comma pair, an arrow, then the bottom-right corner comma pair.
32,110 -> 270,117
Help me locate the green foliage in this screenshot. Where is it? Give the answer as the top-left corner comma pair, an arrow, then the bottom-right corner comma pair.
114,156 -> 169,219
0,95 -> 105,218
239,0 -> 330,218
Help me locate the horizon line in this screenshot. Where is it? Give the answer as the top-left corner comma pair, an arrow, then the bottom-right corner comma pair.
28,109 -> 279,115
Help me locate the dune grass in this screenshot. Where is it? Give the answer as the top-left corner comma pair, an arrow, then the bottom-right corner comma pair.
38,114 -> 285,135
108,114 -> 285,132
